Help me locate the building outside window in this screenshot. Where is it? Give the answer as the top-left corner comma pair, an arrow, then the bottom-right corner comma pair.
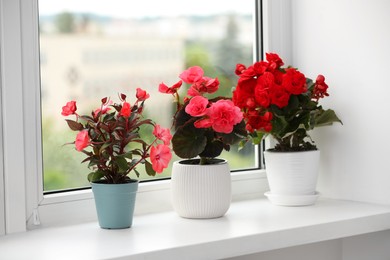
38,0 -> 258,192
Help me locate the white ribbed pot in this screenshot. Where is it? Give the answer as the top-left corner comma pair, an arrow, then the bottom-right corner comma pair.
171,159 -> 231,219
264,150 -> 320,206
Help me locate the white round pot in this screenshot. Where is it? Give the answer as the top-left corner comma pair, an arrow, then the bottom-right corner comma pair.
263,150 -> 320,206
171,159 -> 231,219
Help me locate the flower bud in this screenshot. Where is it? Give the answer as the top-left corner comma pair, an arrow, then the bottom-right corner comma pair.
120,93 -> 127,101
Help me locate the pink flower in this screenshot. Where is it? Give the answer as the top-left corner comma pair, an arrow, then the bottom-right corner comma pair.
187,77 -> 219,96
61,101 -> 77,116
150,144 -> 172,173
208,100 -> 243,134
93,101 -> 112,118
153,124 -> 172,145
159,80 -> 183,94
119,102 -> 131,117
179,66 -> 204,84
194,118 -> 213,129
185,96 -> 209,117
136,88 -> 150,101
75,130 -> 90,151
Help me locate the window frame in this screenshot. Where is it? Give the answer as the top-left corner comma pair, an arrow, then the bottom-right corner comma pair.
1,0 -> 293,233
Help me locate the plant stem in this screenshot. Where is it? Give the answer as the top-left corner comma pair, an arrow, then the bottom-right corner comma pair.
199,157 -> 208,165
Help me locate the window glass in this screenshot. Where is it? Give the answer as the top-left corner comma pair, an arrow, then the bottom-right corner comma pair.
39,0 -> 256,192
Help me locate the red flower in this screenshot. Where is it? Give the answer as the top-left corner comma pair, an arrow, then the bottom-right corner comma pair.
61,101 -> 77,116
159,80 -> 183,95
150,144 -> 172,173
282,68 -> 307,95
235,63 -> 247,75
136,88 -> 150,101
254,88 -> 271,108
254,72 -> 275,108
75,130 -> 90,151
153,124 -> 172,145
119,102 -> 131,117
179,66 -> 204,84
245,111 -> 273,133
270,85 -> 291,108
266,53 -> 284,70
233,78 -> 257,109
312,75 -> 329,101
253,61 -> 269,75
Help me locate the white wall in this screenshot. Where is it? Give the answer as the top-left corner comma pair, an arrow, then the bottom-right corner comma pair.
229,1 -> 390,259
290,0 -> 390,205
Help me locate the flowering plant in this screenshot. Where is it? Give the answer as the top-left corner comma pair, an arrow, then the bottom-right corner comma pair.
233,53 -> 342,151
61,89 -> 172,184
159,66 -> 246,165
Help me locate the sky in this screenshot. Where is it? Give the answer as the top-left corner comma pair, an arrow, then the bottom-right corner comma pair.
38,0 -> 254,18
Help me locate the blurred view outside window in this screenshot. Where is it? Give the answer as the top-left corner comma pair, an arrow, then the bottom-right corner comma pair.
39,0 -> 256,192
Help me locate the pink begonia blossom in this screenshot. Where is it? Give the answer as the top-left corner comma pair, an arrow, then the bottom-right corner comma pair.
158,80 -> 183,94
61,101 -> 77,116
185,96 -> 209,117
75,130 -> 90,151
136,88 -> 150,101
93,100 -> 112,118
150,144 -> 172,173
119,102 -> 131,117
153,124 -> 172,145
208,99 -> 243,134
194,117 -> 213,129
187,77 -> 219,96
179,66 -> 204,84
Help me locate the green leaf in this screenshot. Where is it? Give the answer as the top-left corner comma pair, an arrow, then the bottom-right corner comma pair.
87,157 -> 100,168
87,170 -> 105,182
238,139 -> 248,151
99,142 -> 111,154
174,103 -> 193,130
252,131 -> 266,145
314,109 -> 343,127
199,140 -> 224,158
144,160 -> 156,177
134,168 -> 140,178
123,151 -> 133,160
219,120 -> 247,145
172,125 -> 207,158
115,156 -> 129,173
270,115 -> 288,138
65,119 -> 84,131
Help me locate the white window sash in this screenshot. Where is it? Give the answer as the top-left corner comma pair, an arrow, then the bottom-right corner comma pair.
0,0 -> 5,234
1,0 -> 294,233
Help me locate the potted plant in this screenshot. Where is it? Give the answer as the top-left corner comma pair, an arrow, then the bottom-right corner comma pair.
232,53 -> 342,206
61,89 -> 172,228
159,66 -> 246,218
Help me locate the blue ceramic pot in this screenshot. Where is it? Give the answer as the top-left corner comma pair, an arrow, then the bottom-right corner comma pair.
91,180 -> 139,229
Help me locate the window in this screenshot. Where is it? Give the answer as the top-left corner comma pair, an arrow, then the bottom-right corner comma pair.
38,0 -> 259,192
1,0 -> 269,233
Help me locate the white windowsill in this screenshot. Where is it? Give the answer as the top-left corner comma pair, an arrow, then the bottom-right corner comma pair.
1,197 -> 390,260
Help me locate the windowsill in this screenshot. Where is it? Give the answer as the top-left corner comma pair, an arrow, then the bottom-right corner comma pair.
2,197 -> 390,260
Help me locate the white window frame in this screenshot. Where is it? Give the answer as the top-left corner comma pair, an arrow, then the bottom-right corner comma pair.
0,12 -> 5,234
0,0 -> 292,234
